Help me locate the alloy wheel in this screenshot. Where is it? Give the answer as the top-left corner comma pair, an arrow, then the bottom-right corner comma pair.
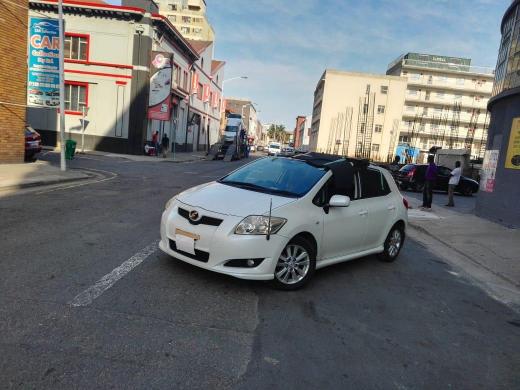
388,229 -> 402,258
275,244 -> 310,285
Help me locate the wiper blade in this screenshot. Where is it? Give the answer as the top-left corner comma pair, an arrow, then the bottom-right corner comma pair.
220,181 -> 298,197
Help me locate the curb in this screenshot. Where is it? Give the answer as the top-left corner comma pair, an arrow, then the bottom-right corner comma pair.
408,221 -> 520,288
0,169 -> 94,192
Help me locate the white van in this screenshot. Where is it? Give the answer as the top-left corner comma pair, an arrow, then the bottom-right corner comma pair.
267,142 -> 281,156
224,116 -> 244,143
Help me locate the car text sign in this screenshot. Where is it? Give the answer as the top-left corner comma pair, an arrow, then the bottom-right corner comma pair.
28,18 -> 60,108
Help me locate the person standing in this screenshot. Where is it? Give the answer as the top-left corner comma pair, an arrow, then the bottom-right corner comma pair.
152,131 -> 159,156
161,133 -> 170,158
446,161 -> 462,207
421,155 -> 437,210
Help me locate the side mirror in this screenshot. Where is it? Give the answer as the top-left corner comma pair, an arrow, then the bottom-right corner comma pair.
329,195 -> 351,207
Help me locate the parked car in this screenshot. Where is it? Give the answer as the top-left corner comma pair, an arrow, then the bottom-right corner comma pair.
279,146 -> 295,156
25,126 -> 42,161
396,163 -> 479,196
267,142 -> 282,156
160,153 -> 408,289
256,145 -> 265,152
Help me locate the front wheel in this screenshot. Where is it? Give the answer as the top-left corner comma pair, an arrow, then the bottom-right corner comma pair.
378,225 -> 405,262
271,237 -> 316,290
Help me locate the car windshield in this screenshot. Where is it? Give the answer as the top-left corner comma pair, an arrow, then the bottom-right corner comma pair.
399,164 -> 416,172
219,157 -> 326,198
270,144 -> 280,149
225,125 -> 238,132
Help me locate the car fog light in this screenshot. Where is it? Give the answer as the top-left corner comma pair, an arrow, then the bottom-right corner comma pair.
247,259 -> 255,267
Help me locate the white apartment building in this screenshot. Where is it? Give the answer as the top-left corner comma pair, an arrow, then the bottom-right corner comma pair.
156,0 -> 215,41
310,69 -> 407,162
386,53 -> 494,160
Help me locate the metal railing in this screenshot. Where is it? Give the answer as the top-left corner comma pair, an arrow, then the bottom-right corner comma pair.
403,59 -> 495,75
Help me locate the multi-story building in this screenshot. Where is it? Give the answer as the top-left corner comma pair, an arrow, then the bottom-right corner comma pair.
476,0 -> 520,228
186,39 -> 224,151
156,0 -> 215,41
310,69 -> 407,162
26,0 -> 213,155
386,53 -> 495,161
0,0 -> 27,163
293,116 -> 306,149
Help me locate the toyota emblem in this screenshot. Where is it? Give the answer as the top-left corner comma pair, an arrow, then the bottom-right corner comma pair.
189,210 -> 199,221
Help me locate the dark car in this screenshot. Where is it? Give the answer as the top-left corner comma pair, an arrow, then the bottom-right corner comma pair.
25,126 -> 42,162
396,163 -> 479,196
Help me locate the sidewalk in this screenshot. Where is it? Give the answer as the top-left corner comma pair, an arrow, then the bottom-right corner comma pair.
406,196 -> 520,288
0,161 -> 92,193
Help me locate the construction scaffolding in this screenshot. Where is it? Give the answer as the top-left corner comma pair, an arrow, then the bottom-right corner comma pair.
354,87 -> 376,159
464,108 -> 481,155
478,111 -> 489,159
325,107 -> 354,155
386,119 -> 400,162
447,102 -> 462,149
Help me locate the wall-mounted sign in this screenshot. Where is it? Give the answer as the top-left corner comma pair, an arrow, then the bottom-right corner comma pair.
480,149 -> 499,192
148,51 -> 173,121
505,117 -> 520,169
28,18 -> 60,108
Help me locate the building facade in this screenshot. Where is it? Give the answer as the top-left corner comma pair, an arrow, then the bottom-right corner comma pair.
310,70 -> 407,162
293,115 -> 306,149
386,53 -> 494,161
186,40 -> 224,151
476,0 -> 520,228
27,0 -> 202,155
156,0 -> 215,41
0,0 -> 28,163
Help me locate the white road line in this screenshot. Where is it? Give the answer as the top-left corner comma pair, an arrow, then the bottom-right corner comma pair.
70,240 -> 159,307
36,168 -> 117,194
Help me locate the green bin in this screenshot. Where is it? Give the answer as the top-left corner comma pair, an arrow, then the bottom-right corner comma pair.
65,139 -> 77,160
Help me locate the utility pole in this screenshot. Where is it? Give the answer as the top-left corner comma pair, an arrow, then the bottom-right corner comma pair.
58,0 -> 66,171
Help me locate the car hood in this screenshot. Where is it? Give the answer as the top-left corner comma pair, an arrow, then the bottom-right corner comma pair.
176,182 -> 297,217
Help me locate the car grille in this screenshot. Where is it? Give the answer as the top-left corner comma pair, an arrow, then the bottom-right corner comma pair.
169,239 -> 209,263
178,207 -> 223,226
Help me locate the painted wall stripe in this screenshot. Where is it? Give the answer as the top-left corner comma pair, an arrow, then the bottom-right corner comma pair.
70,240 -> 159,307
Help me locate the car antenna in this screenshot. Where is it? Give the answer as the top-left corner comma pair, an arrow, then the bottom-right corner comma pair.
266,198 -> 272,241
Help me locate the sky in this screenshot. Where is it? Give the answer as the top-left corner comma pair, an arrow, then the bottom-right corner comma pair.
106,0 -> 507,130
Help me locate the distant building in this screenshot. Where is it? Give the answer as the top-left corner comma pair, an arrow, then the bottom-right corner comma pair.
156,0 -> 215,41
386,53 -> 494,161
225,98 -> 257,138
310,69 -> 407,162
293,116 -> 306,149
0,0 -> 27,162
476,0 -> 520,228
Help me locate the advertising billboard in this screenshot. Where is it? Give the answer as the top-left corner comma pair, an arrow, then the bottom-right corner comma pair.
148,51 -> 173,121
28,18 -> 60,108
505,117 -> 520,169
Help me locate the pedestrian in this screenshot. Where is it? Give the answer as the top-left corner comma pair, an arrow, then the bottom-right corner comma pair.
152,131 -> 159,156
446,161 -> 462,207
421,155 -> 437,210
161,133 -> 170,158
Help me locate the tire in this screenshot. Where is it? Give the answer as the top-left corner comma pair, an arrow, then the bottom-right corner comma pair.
461,186 -> 473,196
271,237 -> 316,290
378,225 -> 405,262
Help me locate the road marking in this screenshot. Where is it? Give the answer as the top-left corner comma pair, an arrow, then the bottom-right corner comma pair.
36,168 -> 117,194
70,240 -> 159,307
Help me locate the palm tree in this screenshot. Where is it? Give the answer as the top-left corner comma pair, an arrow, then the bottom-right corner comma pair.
268,124 -> 289,143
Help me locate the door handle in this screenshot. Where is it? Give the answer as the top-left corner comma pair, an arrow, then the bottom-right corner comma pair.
387,205 -> 396,210
358,210 -> 368,216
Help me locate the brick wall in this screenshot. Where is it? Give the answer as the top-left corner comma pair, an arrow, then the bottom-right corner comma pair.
0,0 -> 28,163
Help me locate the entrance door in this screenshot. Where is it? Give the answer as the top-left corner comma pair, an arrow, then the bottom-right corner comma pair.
114,85 -> 125,137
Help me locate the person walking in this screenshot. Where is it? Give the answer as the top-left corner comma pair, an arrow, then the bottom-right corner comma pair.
421,155 -> 437,210
161,133 -> 170,158
446,161 -> 462,207
152,131 -> 159,156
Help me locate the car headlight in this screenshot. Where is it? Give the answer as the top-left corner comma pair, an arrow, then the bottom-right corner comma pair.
165,197 -> 176,210
235,215 -> 287,235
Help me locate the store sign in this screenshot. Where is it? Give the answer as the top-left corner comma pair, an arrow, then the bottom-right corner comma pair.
480,149 -> 499,192
28,18 -> 60,108
148,51 -> 173,121
505,117 -> 520,169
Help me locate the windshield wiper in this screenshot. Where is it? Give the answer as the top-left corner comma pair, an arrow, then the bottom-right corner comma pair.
219,181 -> 298,198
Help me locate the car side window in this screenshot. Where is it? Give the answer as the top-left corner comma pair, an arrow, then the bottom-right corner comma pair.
313,175 -> 356,207
359,169 -> 391,199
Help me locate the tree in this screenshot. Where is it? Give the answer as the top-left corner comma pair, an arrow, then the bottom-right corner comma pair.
267,124 -> 289,143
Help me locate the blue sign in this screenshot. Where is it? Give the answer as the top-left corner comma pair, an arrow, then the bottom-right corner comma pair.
28,18 -> 60,108
395,143 -> 420,163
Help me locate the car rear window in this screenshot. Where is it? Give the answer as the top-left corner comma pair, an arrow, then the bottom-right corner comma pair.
360,168 -> 391,198
399,164 -> 416,172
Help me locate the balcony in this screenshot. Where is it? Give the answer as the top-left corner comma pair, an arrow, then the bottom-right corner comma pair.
402,59 -> 495,76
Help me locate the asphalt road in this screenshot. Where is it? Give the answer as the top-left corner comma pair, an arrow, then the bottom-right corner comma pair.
1,152 -> 519,390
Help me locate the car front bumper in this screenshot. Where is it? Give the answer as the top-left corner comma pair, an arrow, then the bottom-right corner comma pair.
159,203 -> 288,280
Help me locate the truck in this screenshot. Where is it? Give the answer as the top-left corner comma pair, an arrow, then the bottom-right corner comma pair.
206,113 -> 248,161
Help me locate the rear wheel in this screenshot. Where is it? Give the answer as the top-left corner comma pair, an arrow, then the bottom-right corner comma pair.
271,237 -> 316,290
379,225 -> 405,262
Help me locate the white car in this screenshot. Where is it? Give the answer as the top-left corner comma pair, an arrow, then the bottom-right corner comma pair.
160,153 -> 408,289
267,143 -> 281,156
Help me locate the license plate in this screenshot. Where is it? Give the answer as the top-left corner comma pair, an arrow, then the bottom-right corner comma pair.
29,141 -> 39,148
175,228 -> 199,255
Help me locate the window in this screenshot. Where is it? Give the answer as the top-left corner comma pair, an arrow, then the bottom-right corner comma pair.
366,84 -> 371,94
64,82 -> 87,113
193,28 -> 203,35
172,64 -> 181,86
168,15 -> 176,22
454,94 -> 462,100
359,169 -> 390,198
406,105 -> 415,112
436,76 -> 447,83
380,85 -> 388,94
371,143 -> 380,152
434,107 -> 442,114
64,34 -> 88,61
408,89 -> 418,96
181,27 -> 190,34
201,58 -> 204,69
182,16 -> 191,23
375,124 -> 382,133
436,92 -> 445,99
425,91 -> 430,101
422,107 -> 428,115
456,78 -> 465,85
399,136 -> 410,142
183,71 -> 188,90
313,174 -> 357,207
168,3 -> 177,11
377,105 -> 385,114
197,82 -> 203,100
410,73 -> 420,81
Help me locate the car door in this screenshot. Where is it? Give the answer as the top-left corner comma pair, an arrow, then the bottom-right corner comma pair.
436,166 -> 451,191
314,176 -> 368,260
358,168 -> 394,250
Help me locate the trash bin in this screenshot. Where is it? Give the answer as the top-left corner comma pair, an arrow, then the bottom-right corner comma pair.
65,139 -> 77,160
